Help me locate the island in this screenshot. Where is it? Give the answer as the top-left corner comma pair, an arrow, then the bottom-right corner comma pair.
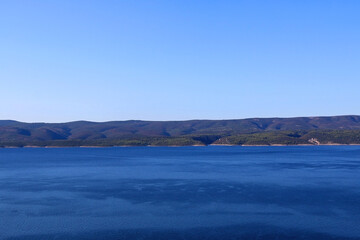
0,115 -> 360,147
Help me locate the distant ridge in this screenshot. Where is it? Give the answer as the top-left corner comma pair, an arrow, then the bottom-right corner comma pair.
0,115 -> 360,147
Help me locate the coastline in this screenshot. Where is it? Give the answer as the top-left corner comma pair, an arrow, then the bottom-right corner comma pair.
1,143 -> 360,148
211,143 -> 360,147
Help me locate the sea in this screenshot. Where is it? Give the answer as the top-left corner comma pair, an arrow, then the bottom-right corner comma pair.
0,146 -> 360,240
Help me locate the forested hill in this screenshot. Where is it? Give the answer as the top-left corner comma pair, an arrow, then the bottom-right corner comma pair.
0,115 -> 360,147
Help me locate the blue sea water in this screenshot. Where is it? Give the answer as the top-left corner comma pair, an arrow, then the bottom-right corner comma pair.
0,146 -> 360,240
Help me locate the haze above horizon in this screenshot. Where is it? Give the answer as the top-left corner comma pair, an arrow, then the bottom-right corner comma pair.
1,0 -> 359,122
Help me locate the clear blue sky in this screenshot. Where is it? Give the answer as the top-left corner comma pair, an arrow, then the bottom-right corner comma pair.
1,0 -> 359,122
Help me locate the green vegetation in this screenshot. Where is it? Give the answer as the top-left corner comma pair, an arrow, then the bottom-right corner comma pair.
0,130 -> 359,147
0,137 -> 205,148
215,130 -> 360,146
0,116 -> 360,147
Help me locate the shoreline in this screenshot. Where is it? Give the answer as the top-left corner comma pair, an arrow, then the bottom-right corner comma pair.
1,143 -> 360,148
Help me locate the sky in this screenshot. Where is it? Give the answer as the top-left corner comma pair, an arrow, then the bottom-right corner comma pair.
1,0 -> 359,122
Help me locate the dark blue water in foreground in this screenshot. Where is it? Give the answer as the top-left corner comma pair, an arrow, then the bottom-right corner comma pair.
1,146 -> 360,240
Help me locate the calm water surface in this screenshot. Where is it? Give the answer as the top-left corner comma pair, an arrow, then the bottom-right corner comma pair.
0,146 -> 360,240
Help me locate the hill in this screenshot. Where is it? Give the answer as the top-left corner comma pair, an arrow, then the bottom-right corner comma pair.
0,115 -> 360,147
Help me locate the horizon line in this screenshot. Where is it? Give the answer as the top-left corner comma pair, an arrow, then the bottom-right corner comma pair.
1,114 -> 359,124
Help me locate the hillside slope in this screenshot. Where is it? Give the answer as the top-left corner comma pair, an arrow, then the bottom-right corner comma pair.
0,115 -> 359,146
